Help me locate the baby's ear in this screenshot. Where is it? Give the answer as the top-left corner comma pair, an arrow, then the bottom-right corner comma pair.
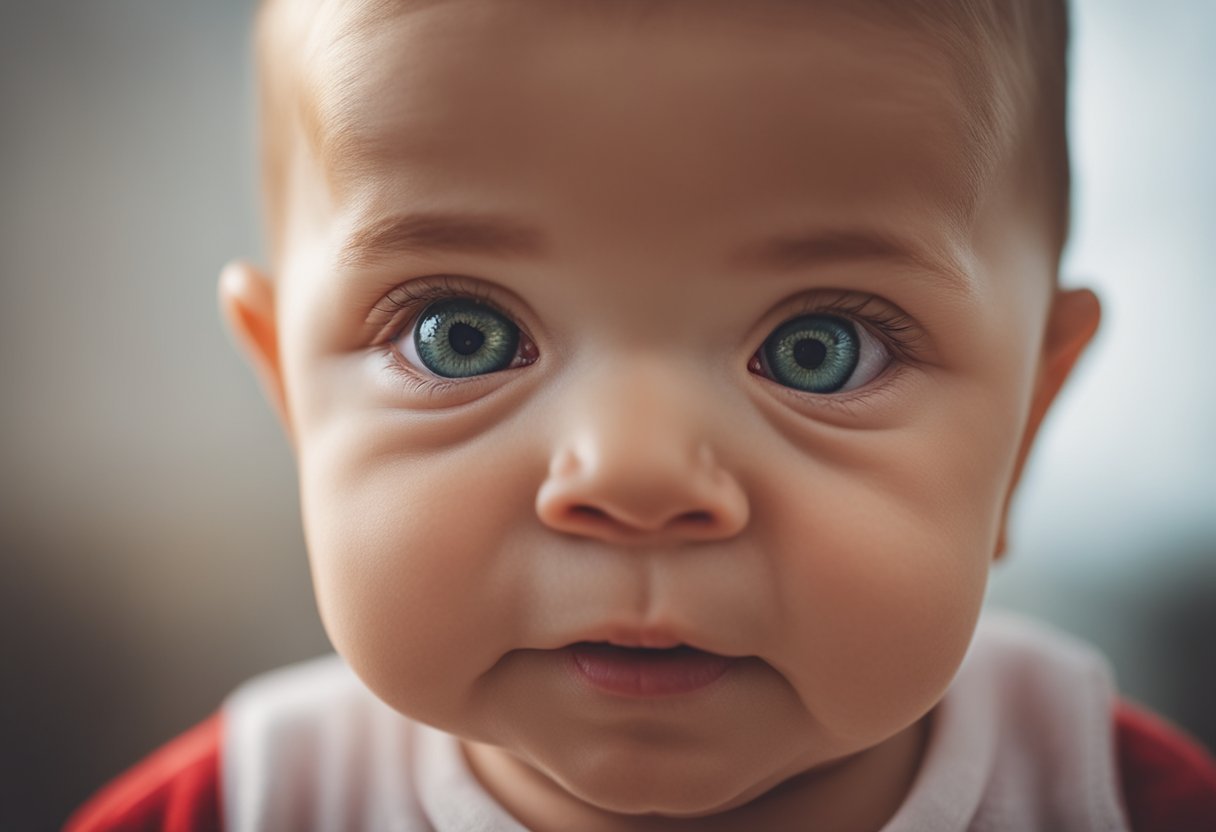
218,260 -> 294,445
995,287 -> 1102,559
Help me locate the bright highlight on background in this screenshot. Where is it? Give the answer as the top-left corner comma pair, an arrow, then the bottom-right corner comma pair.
990,0 -> 1216,758
1007,0 -> 1216,570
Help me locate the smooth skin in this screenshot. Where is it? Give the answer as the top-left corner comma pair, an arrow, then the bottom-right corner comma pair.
221,2 -> 1100,829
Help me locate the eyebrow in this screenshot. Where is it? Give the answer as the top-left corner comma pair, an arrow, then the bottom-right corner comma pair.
337,212 -> 549,268
729,228 -> 973,298
337,212 -> 972,295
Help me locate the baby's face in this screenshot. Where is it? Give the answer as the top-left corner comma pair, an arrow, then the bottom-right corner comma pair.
232,0 -> 1093,823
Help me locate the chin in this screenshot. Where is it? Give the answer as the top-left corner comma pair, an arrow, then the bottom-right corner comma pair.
548,746 -> 768,818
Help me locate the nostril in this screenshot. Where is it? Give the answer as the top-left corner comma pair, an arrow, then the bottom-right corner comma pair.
566,504 -> 716,533
571,505 -> 609,521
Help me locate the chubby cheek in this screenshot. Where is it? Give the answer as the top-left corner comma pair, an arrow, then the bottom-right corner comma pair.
296,414 -> 538,728
756,404 -> 1018,744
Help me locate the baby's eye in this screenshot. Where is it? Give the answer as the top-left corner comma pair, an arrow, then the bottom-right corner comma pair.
400,298 -> 522,378
751,314 -> 889,394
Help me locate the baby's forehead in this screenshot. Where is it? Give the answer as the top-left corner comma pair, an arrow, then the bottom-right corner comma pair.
309,6 -> 992,149
293,0 -> 1007,119
258,0 -> 1056,263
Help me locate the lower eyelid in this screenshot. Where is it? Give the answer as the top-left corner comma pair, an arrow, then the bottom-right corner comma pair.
757,360 -> 914,419
382,346 -> 449,389
380,325 -> 539,401
379,347 -> 501,403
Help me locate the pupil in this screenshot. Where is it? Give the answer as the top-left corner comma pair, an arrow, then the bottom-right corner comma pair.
449,322 -> 485,356
793,338 -> 827,369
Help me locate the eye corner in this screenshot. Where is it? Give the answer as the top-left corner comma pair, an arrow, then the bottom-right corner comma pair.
514,333 -> 541,366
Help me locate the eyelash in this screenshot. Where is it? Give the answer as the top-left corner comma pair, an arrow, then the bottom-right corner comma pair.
749,290 -> 924,417
371,277 -> 925,401
372,276 -> 526,399
775,290 -> 924,364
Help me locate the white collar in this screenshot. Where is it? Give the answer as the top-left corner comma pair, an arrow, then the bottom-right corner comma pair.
223,612 -> 1128,832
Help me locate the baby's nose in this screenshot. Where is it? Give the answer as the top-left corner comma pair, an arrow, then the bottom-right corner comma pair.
535,362 -> 749,546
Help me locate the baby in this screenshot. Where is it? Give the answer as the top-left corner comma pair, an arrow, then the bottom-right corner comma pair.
70,0 -> 1216,830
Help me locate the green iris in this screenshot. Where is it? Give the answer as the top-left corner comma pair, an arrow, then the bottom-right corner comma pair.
761,314 -> 859,393
414,298 -> 520,378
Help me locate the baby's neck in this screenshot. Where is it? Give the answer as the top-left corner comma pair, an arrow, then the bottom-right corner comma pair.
462,714 -> 930,832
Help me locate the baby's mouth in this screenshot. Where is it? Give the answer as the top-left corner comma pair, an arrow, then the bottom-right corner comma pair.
565,642 -> 735,698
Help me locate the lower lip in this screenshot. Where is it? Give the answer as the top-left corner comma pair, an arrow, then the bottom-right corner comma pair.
568,643 -> 735,698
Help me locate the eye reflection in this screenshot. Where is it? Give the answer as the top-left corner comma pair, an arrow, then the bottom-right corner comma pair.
757,314 -> 888,393
403,298 -> 520,378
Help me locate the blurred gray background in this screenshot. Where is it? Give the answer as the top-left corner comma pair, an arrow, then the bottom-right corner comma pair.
1,1 -> 1213,829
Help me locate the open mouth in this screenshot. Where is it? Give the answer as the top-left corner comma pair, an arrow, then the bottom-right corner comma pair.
566,642 -> 736,698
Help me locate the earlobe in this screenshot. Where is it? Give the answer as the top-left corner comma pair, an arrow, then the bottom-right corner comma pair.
994,287 -> 1102,559
218,260 -> 294,445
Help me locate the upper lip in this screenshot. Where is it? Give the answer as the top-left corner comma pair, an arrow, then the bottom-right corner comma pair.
561,622 -> 716,652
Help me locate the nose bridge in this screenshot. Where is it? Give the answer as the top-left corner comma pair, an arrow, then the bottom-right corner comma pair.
536,354 -> 749,544
575,355 -> 698,469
